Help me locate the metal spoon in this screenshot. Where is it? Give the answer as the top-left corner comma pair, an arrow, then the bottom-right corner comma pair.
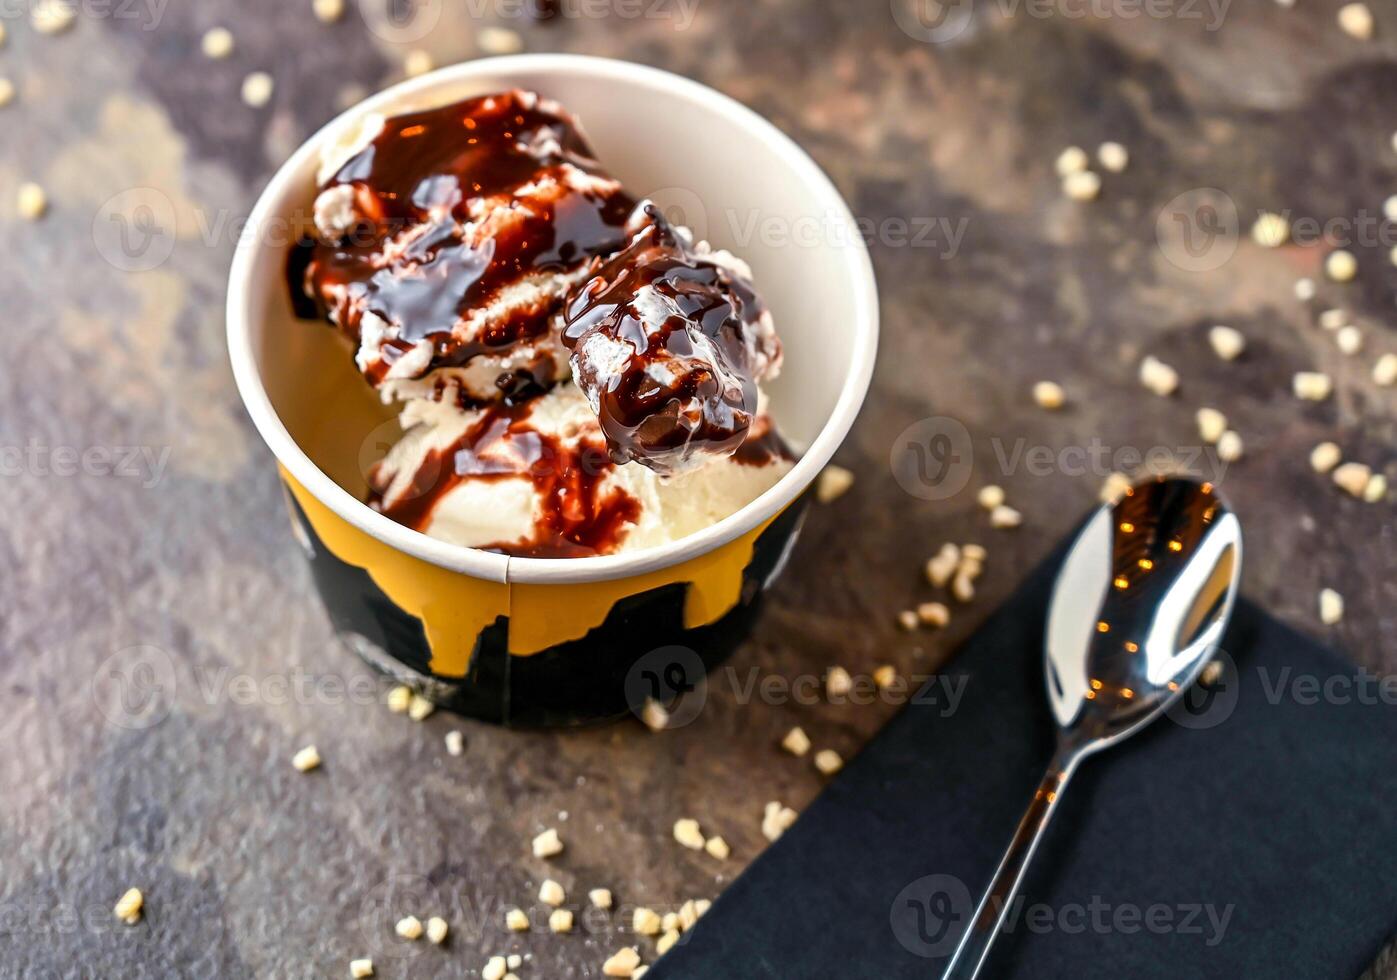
943,475 -> 1242,980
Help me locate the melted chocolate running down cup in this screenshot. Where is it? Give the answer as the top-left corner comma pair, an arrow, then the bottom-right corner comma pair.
561,204 -> 783,476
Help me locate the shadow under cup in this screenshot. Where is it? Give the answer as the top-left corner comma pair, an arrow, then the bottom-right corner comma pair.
230,56 -> 878,727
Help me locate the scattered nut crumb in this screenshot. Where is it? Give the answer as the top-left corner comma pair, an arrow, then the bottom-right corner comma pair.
350,959 -> 374,978
761,801 -> 797,841
549,909 -> 574,934
478,26 -> 525,54
1375,353 -> 1397,386
814,749 -> 844,775
386,685 -> 412,713
539,878 -> 565,906
0,78 -> 13,107
989,504 -> 1022,529
1364,472 -> 1388,502
816,464 -> 854,503
505,908 -> 529,932
695,898 -> 711,918
603,947 -> 642,977
916,601 -> 949,627
977,485 -> 1005,510
951,570 -> 975,604
662,911 -> 682,933
1310,442 -> 1342,474
781,726 -> 811,757
1250,212 -> 1289,248
31,0 -> 76,34
404,49 -> 434,77
925,543 -> 960,586
826,666 -> 852,699
201,26 -> 234,59
507,955 -> 522,970
896,609 -> 919,631
241,71 -> 275,108
1318,308 -> 1346,331
1055,146 -> 1088,177
589,888 -> 613,910
1032,381 -> 1065,410
705,836 -> 730,860
1216,430 -> 1244,463
1293,371 -> 1333,401
640,698 -> 670,732
532,827 -> 563,858
678,899 -> 701,930
426,916 -> 448,944
1100,471 -> 1133,502
407,693 -> 435,721
444,730 -> 464,756
313,0 -> 345,22
1337,2 -> 1375,39
1325,249 -> 1358,282
1319,588 -> 1345,625
872,665 -> 897,689
484,956 -> 508,980
1196,407 -> 1227,444
657,929 -> 681,955
114,887 -> 143,924
1063,170 -> 1102,201
632,907 -> 662,936
1097,141 -> 1128,173
395,915 -> 423,940
17,182 -> 47,220
632,968 -> 649,979
1335,325 -> 1363,355
1139,356 -> 1179,397
962,543 -> 986,563
1208,325 -> 1246,361
1384,195 -> 1397,223
292,745 -> 321,772
1332,461 -> 1372,497
1293,277 -> 1315,301
673,818 -> 705,851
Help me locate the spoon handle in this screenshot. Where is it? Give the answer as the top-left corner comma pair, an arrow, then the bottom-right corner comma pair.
941,744 -> 1084,980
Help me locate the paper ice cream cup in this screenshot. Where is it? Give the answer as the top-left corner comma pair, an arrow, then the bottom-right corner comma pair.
227,55 -> 878,726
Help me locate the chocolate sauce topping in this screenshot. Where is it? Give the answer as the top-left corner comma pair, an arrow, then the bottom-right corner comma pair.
561,204 -> 782,475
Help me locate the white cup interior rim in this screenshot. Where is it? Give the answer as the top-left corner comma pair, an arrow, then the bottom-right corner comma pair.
226,53 -> 878,585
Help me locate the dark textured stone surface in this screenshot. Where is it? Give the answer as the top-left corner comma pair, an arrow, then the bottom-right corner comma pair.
2,1 -> 1393,977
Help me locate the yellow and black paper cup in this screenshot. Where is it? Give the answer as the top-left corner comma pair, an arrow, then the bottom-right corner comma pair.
228,56 -> 878,726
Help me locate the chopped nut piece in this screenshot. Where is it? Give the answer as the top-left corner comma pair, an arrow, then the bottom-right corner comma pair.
1250,212 -> 1289,248
816,464 -> 854,503
661,912 -> 681,933
1310,442 -> 1342,474
1062,170 -> 1101,201
633,907 -> 662,936
0,78 -> 13,107
1055,146 -> 1089,177
872,665 -> 897,689
632,968 -> 649,979
951,570 -> 975,604
1293,372 -> 1333,401
1196,407 -> 1227,444
962,543 -> 987,563
539,879 -> 565,907
313,0 -> 345,22
1332,461 -> 1372,497
404,49 -> 434,78
761,801 -> 798,841
781,726 -> 811,757
350,959 -> 374,979
444,730 -> 464,756
292,745 -> 321,772
976,485 -> 1005,510
695,899 -> 711,918
241,71 -> 275,108
657,929 -> 681,955
407,693 -> 435,721
395,915 -> 423,940
1364,473 -> 1388,503
1325,249 -> 1358,282
505,908 -> 530,932
1097,141 -> 1129,173
1208,325 -> 1246,361
1391,244 -> 1397,268
484,956 -> 508,980
549,909 -> 574,934
589,888 -> 613,910
386,685 -> 412,713
532,828 -> 564,858
673,818 -> 705,851
917,601 -> 950,627
1318,308 -> 1347,331
1319,588 -> 1345,625
897,609 -> 919,631
826,666 -> 853,699
426,916 -> 448,944
1216,430 -> 1244,463
1199,659 -> 1223,686
603,947 -> 642,977
1375,353 -> 1397,386
1032,381 -> 1065,410
1337,2 -> 1374,39
17,182 -> 47,220
678,899 -> 700,930
1293,277 -> 1315,301
925,543 -> 961,586
814,749 -> 844,775
1139,356 -> 1179,397
989,504 -> 1022,529
1100,471 -> 1133,502
1336,326 -> 1363,355
201,27 -> 234,59
1384,195 -> 1397,222
478,26 -> 525,54
640,698 -> 670,732
114,887 -> 143,924
507,956 -> 522,970
31,0 -> 76,34
704,836 -> 730,860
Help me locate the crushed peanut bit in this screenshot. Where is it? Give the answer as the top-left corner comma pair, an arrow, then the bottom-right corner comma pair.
925,543 -> 960,586
549,909 -> 574,934
1033,381 -> 1066,410
478,26 -> 525,54
657,929 -> 681,955
425,916 -> 448,944
114,887 -> 143,924
395,916 -> 423,940
633,907 -> 662,936
292,745 -> 321,772
1208,325 -> 1246,361
1293,278 -> 1315,301
350,959 -> 374,978
826,666 -> 853,699
762,801 -> 798,841
897,609 -> 919,631
0,78 -> 12,107
17,182 -> 47,220
589,888 -> 613,910
1139,356 -> 1179,397
673,818 -> 706,851
1336,326 -> 1363,355
31,0 -> 76,34
705,836 -> 731,860
695,898 -> 712,918
1319,588 -> 1345,625
539,879 -> 565,907
1063,170 -> 1102,201
951,570 -> 975,604
507,956 -> 522,970
816,464 -> 855,503
872,665 -> 897,689
505,908 -> 529,932
0,21 -> 6,45
1250,212 -> 1289,248
632,968 -> 649,979
241,71 -> 275,108
313,0 -> 345,22
1196,407 -> 1227,445
977,485 -> 1005,510
962,543 -> 986,563
1318,308 -> 1347,331
989,504 -> 1022,529
661,912 -> 681,933
1332,462 -> 1372,497
1216,430 -> 1244,463
1097,141 -> 1129,173
678,899 -> 701,930
814,749 -> 844,775
1325,249 -> 1358,282
404,49 -> 434,78
386,685 -> 412,713
201,27 -> 234,59
917,601 -> 950,628
1375,353 -> 1397,386
407,694 -> 435,721
1100,471 -> 1133,502
1310,442 -> 1342,474
484,956 -> 508,980
1384,195 -> 1397,222
781,726 -> 811,757
1293,371 -> 1333,401
532,828 -> 564,858
640,698 -> 670,732
1391,244 -> 1397,267
444,730 -> 464,756
1199,659 -> 1223,686
1337,2 -> 1375,39
1055,145 -> 1089,176
603,947 -> 642,977
1364,473 -> 1388,503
